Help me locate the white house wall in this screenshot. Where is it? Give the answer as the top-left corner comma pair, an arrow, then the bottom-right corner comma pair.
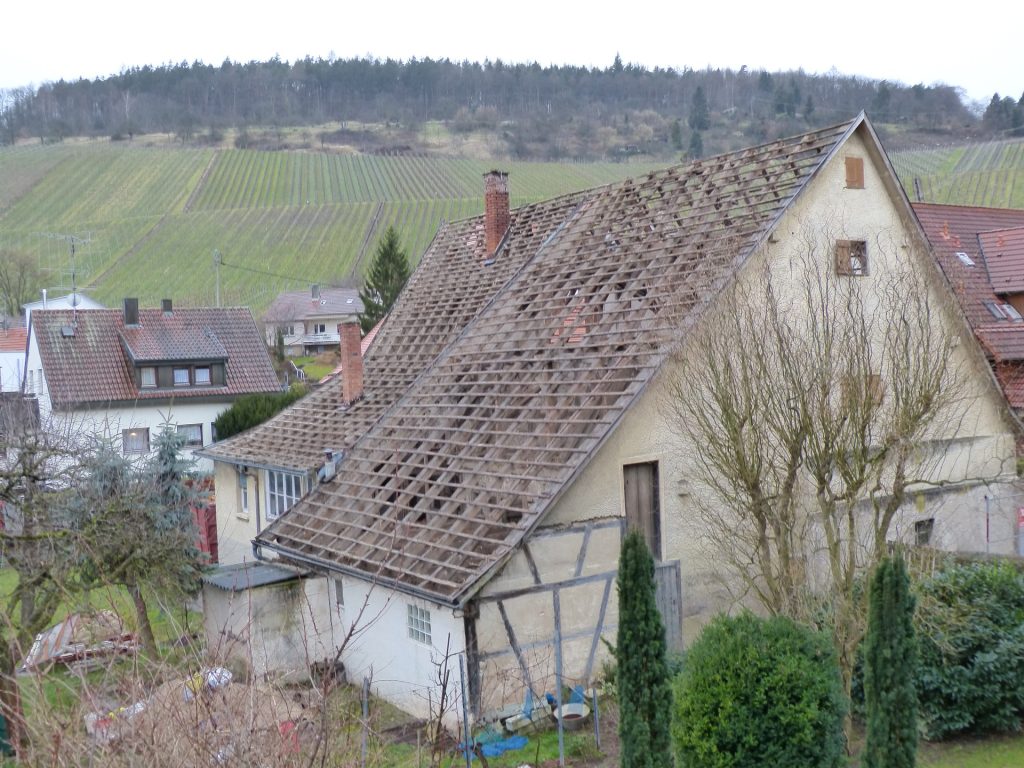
335,576 -> 467,726
0,350 -> 23,393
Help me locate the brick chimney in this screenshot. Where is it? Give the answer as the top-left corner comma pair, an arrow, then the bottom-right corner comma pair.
484,170 -> 510,256
338,321 -> 364,405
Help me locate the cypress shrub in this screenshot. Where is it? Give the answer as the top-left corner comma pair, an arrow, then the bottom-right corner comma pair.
862,552 -> 917,768
616,530 -> 673,768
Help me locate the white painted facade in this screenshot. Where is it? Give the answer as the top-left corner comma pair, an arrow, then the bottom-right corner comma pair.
26,330 -> 235,470
0,348 -> 24,392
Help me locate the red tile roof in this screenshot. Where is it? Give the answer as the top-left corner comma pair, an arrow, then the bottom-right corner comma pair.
0,327 -> 27,352
913,203 -> 1024,410
33,308 -> 280,409
979,227 -> 1024,295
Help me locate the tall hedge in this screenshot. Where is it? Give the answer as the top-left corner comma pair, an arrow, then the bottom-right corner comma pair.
915,560 -> 1024,739
212,385 -> 306,441
616,530 -> 673,768
862,552 -> 917,768
672,612 -> 846,768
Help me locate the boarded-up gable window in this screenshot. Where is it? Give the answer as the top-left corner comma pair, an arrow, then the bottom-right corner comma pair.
624,462 -> 661,560
845,157 -> 865,189
835,240 -> 868,276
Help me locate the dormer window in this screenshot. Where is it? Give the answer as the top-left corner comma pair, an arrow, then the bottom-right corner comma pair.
140,367 -> 157,388
194,366 -> 212,385
173,367 -> 190,386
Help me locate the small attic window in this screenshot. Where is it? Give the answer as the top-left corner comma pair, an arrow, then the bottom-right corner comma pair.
845,157 -> 865,189
955,251 -> 976,267
60,325 -> 75,337
1004,304 -> 1024,322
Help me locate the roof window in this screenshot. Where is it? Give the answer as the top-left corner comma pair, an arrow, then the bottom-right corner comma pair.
955,251 -> 975,267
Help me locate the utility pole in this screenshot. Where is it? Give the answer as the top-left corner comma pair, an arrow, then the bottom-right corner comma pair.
213,249 -> 222,307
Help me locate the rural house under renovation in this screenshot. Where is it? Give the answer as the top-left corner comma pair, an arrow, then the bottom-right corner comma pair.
202,114 -> 1020,722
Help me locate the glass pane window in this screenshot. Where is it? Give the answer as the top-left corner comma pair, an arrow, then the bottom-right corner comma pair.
173,368 -> 190,386
176,423 -> 203,447
122,428 -> 150,454
194,367 -> 211,385
407,604 -> 432,644
267,470 -> 303,520
140,367 -> 157,388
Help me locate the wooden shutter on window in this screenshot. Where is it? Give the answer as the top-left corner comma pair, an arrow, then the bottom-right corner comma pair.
835,241 -> 852,275
845,157 -> 865,189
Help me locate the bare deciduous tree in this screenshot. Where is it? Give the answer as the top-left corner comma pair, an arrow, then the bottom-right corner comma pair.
668,227 -> 1001,705
0,249 -> 39,320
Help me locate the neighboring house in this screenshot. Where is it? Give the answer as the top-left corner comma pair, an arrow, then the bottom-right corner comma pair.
25,299 -> 281,468
0,327 -> 27,392
914,203 -> 1024,416
202,116 -> 1020,723
23,290 -> 104,327
263,286 -> 363,356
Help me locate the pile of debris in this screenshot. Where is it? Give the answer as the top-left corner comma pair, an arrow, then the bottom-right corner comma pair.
20,611 -> 138,672
84,667 -> 311,764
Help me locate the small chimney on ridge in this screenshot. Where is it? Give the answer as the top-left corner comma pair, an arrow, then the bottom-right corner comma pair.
484,170 -> 510,256
161,298 -> 173,315
311,284 -> 320,300
123,298 -> 139,326
338,320 -> 364,405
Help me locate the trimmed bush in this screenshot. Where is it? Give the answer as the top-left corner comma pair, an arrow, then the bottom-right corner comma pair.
212,385 -> 306,441
672,612 -> 846,768
915,560 -> 1024,740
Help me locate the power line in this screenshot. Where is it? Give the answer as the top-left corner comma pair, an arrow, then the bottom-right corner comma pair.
219,256 -> 326,285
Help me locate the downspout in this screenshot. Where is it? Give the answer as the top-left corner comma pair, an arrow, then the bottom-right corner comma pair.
250,471 -> 263,560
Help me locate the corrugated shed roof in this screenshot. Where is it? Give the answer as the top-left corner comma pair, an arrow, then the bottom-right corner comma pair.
253,117 -> 859,604
33,307 -> 281,409
979,227 -> 1024,295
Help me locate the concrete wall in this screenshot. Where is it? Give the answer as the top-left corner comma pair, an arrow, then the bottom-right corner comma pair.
203,575 -> 340,681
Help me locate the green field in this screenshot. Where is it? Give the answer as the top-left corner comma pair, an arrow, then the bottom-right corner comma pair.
0,140 -> 654,316
890,138 -> 1024,209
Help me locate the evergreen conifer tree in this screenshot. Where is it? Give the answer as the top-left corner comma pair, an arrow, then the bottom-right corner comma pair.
358,225 -> 410,334
616,529 -> 673,768
863,551 -> 918,768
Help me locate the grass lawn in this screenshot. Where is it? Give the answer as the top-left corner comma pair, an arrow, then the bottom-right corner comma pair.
291,354 -> 337,382
919,733 -> 1024,768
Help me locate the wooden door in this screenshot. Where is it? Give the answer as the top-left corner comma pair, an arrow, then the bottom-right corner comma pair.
623,462 -> 661,560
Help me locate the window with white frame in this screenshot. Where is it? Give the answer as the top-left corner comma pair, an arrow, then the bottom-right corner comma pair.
266,470 -> 303,520
173,367 -> 190,386
313,323 -> 327,334
407,604 -> 431,644
176,423 -> 203,447
238,470 -> 250,517
140,366 -> 157,388
122,428 -> 150,454
194,366 -> 212,385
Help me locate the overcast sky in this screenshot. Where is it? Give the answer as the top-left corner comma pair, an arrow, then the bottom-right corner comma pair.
3,0 -> 1019,108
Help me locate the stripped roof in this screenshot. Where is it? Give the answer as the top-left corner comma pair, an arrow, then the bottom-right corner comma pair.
264,287 -> 364,323
914,203 -> 1024,408
32,308 -> 280,409
249,117 -> 866,605
979,227 -> 1024,295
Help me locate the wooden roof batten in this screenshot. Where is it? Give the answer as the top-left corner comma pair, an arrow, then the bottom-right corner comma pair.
253,117 -> 863,607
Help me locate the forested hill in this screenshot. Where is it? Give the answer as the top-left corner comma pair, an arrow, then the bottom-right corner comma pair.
0,55 -> 999,158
